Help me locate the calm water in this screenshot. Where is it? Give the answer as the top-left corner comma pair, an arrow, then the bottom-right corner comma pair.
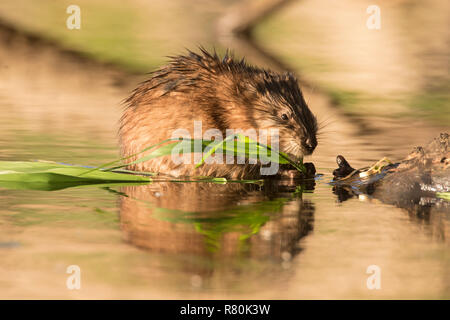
0,28 -> 449,300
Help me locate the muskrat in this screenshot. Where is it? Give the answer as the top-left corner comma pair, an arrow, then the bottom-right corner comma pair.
119,48 -> 318,179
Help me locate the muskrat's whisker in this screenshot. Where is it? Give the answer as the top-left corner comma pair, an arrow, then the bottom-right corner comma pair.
318,113 -> 335,122
317,116 -> 337,128
317,121 -> 337,133
317,130 -> 338,137
321,117 -> 337,125
304,84 -> 317,106
316,128 -> 336,135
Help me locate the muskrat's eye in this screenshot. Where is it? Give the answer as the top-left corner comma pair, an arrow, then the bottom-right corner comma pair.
281,113 -> 289,121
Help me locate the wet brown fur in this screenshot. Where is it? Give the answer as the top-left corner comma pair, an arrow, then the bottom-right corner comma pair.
119,48 -> 318,179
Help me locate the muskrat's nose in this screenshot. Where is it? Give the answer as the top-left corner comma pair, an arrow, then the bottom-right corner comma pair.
303,137 -> 317,153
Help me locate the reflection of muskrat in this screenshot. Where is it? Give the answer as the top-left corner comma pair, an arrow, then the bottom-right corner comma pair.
119,48 -> 318,179
119,182 -> 314,258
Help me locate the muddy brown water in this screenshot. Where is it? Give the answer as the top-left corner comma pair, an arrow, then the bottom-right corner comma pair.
0,26 -> 449,299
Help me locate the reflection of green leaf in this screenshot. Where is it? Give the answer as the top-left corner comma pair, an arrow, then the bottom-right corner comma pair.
144,196 -> 291,253
0,161 -> 151,191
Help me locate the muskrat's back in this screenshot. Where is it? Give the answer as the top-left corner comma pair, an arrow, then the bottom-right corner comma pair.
119,48 -> 318,179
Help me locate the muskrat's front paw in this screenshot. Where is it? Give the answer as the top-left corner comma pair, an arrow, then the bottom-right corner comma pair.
304,162 -> 316,177
276,162 -> 316,180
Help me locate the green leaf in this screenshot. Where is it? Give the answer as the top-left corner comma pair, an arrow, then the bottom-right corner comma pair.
80,138 -> 187,175
195,134 -> 236,168
0,161 -> 151,191
0,134 -> 306,191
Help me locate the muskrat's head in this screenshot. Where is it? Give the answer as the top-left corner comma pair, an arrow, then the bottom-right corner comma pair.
208,55 -> 318,161
248,71 -> 318,160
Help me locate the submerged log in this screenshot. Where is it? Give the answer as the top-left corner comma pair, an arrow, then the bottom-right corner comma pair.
332,133 -> 449,209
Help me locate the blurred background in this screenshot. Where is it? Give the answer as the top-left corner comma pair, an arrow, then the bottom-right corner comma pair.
0,0 -> 448,123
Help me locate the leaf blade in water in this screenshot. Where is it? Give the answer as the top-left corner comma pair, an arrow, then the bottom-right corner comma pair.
0,161 -> 151,191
